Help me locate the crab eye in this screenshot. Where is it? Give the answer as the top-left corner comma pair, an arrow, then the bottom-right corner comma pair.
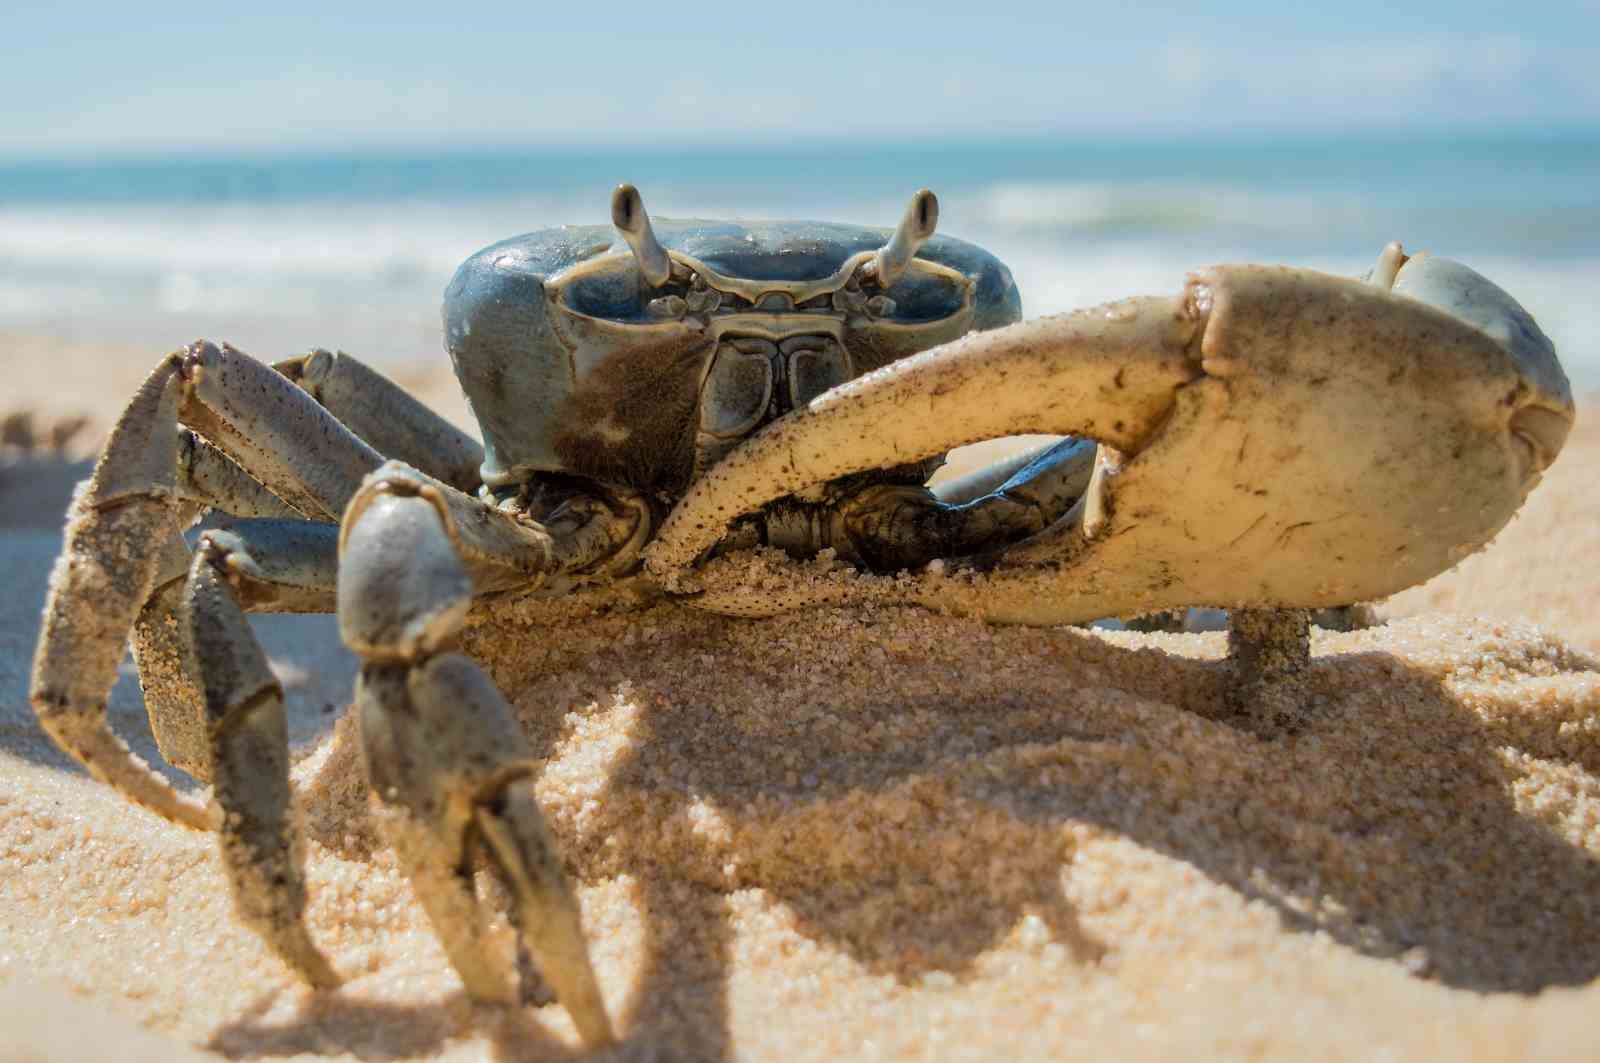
882,265 -> 966,323
563,258 -> 646,320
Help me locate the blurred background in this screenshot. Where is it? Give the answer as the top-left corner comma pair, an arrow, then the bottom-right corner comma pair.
3,0 -> 1598,416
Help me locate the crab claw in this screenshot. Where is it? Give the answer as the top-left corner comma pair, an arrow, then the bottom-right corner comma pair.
646,289 -> 1205,580
1092,258 -> 1575,618
649,254 -> 1573,624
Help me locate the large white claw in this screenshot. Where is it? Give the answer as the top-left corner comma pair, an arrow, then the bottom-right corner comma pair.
964,261 -> 1573,623
652,257 -> 1573,626
646,290 -> 1205,579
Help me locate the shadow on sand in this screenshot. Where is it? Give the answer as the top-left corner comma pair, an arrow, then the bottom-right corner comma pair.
296,604 -> 1600,1058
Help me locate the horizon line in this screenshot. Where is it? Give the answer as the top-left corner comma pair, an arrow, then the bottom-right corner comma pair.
3,119 -> 1597,169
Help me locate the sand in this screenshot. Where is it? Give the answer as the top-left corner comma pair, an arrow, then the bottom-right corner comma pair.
2,334 -> 1598,1061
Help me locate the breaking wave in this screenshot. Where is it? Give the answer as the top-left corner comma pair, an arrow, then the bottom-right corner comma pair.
1,140 -> 1596,387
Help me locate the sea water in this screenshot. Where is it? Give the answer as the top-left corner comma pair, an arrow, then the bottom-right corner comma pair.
2,129 -> 1596,390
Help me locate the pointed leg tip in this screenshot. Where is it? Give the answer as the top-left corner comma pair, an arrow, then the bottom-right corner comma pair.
569,1001 -> 617,1049
305,959 -> 343,991
276,926 -> 342,990
521,940 -> 614,1048
471,791 -> 616,1048
1226,607 -> 1313,730
299,958 -> 343,992
36,708 -> 217,831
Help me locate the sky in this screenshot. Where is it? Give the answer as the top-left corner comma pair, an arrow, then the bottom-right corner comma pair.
3,0 -> 1599,157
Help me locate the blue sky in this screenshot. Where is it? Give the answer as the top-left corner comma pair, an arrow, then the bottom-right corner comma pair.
3,0 -> 1598,156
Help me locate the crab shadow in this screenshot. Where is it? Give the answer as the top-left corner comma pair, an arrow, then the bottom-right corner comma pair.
204,989 -> 584,1062
441,603 -> 1600,1055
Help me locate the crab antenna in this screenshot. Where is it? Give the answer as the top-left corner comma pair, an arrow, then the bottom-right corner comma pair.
871,188 -> 939,287
611,183 -> 674,287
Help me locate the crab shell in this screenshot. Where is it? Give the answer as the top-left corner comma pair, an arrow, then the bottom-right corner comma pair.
443,219 -> 1022,497
646,254 -> 1575,621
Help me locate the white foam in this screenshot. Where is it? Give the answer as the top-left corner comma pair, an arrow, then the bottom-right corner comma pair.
0,192 -> 1594,391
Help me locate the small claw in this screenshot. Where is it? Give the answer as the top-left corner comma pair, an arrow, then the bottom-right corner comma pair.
990,436 -> 1099,516
828,437 -> 1099,572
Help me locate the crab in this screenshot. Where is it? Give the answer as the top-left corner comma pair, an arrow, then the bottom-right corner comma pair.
29,184 -> 1574,1047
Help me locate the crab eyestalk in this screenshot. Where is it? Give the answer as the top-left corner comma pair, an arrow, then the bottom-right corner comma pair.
611,183 -> 674,288
870,188 -> 939,287
1368,241 -> 1409,290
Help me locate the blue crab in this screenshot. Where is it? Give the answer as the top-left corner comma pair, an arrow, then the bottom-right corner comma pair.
29,185 -> 1573,1045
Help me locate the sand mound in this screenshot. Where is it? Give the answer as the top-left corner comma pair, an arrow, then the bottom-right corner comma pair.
5,582 -> 1600,1058
1,375 -> 1597,1060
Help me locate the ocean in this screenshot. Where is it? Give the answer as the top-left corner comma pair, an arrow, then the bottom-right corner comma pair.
3,129 -> 1597,390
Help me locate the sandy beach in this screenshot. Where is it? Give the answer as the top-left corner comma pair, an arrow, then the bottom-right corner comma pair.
2,333 -> 1597,1061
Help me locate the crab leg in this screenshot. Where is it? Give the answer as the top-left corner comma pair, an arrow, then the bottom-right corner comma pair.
822,436 -> 1098,571
32,341 -> 384,821
339,462 -> 623,1046
473,778 -> 610,1030
134,349 -> 461,773
131,435 -> 316,778
175,427 -> 308,520
185,536 -> 340,987
133,521 -> 339,780
358,659 -> 613,1046
1227,608 -> 1312,725
30,359 -> 216,828
176,340 -> 385,521
31,340 -> 407,994
275,349 -> 485,493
